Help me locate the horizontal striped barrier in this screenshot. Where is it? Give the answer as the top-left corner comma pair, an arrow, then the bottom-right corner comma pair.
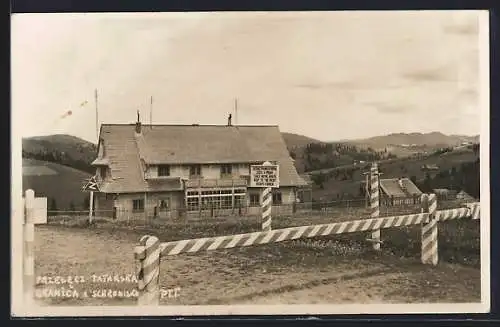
134,194 -> 480,305
157,212 -> 429,257
436,202 -> 480,222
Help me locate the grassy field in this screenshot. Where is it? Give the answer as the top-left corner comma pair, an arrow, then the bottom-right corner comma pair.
23,158 -> 91,210
311,149 -> 478,200
33,209 -> 481,306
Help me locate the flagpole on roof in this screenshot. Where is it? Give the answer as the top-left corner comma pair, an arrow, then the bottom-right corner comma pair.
234,97 -> 238,125
95,89 -> 99,141
150,95 -> 153,129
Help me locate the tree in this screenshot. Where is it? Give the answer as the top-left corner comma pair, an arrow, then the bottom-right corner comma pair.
83,197 -> 90,209
69,201 -> 76,211
50,198 -> 58,211
422,173 -> 433,193
359,182 -> 366,197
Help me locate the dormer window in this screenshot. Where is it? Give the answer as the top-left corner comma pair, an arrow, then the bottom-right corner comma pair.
100,167 -> 107,180
221,164 -> 232,177
158,165 -> 170,177
190,165 -> 202,177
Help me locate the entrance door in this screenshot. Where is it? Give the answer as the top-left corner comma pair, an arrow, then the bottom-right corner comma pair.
158,198 -> 171,219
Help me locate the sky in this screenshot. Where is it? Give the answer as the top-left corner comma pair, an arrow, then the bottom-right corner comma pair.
11,11 -> 487,144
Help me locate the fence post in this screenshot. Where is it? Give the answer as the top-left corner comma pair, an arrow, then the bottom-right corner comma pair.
24,189 -> 35,304
421,193 -> 438,265
88,191 -> 94,224
135,235 -> 160,305
369,163 -> 381,250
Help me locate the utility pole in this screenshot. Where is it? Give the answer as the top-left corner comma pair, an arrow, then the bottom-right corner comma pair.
95,89 -> 99,141
150,95 -> 153,129
234,98 -> 238,125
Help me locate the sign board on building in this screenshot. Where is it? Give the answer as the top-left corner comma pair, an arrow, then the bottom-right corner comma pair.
250,164 -> 279,188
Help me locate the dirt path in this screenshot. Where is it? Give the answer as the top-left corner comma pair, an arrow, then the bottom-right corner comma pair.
33,225 -> 481,306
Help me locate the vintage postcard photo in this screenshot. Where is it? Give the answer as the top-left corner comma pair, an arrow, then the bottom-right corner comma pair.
11,10 -> 490,316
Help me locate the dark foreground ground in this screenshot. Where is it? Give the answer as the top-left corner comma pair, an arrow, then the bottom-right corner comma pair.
33,214 -> 481,306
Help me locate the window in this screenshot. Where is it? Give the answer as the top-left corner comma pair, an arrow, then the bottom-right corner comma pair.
159,198 -> 170,210
158,165 -> 170,177
220,164 -> 232,177
100,167 -> 107,179
132,199 -> 144,212
250,193 -> 260,207
187,197 -> 199,211
221,196 -> 232,209
234,195 -> 245,208
201,197 -> 212,209
190,165 -> 202,177
272,191 -> 282,205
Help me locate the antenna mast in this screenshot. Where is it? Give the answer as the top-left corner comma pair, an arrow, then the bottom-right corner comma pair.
95,89 -> 99,141
234,98 -> 238,125
150,95 -> 153,129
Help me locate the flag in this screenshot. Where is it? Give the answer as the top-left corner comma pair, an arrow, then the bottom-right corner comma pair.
82,175 -> 100,192
60,110 -> 73,119
59,100 -> 88,120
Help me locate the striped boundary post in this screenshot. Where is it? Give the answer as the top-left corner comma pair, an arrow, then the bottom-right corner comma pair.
369,163 -> 381,250
262,187 -> 272,231
135,235 -> 160,305
261,161 -> 275,231
24,189 -> 35,304
421,193 -> 438,265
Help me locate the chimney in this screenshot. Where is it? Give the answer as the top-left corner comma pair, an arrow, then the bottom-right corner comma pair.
398,178 -> 405,190
227,113 -> 232,126
135,110 -> 142,134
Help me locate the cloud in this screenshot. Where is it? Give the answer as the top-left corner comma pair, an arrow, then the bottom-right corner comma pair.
442,22 -> 478,35
401,65 -> 456,83
363,101 -> 414,114
294,80 -> 405,91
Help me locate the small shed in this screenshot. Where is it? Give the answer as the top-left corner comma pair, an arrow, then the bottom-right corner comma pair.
433,188 -> 458,201
456,190 -> 475,201
379,177 -> 423,206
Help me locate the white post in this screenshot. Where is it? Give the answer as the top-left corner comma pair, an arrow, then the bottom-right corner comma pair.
89,191 -> 94,223
135,235 -> 160,305
421,193 -> 438,265
24,189 -> 35,304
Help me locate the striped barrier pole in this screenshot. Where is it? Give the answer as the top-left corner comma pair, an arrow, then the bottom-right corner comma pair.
24,189 -> 35,304
262,187 -> 272,231
421,193 -> 438,265
135,235 -> 161,305
369,162 -> 381,250
261,161 -> 274,231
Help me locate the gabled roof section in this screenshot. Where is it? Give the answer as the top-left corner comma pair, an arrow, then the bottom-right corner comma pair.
96,124 -> 307,192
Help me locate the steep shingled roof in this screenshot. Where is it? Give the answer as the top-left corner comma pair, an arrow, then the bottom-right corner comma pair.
96,124 -> 308,193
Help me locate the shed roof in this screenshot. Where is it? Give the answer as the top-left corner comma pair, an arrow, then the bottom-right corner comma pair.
379,178 -> 423,197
